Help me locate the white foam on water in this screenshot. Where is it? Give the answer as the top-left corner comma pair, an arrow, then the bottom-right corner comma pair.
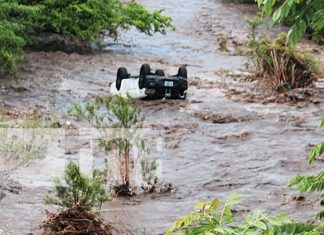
110,78 -> 146,99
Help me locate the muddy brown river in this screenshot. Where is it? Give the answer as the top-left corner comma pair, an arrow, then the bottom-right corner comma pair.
0,0 -> 324,234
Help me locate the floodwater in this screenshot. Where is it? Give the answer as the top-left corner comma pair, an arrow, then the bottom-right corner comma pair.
0,0 -> 324,234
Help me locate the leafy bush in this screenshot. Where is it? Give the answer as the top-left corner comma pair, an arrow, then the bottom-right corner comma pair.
165,194 -> 324,235
257,0 -> 324,44
0,0 -> 174,76
247,33 -> 320,90
26,0 -> 173,41
43,160 -> 112,234
45,160 -> 108,211
0,1 -> 38,76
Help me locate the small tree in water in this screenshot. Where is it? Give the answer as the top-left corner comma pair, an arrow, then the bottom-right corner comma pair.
43,161 -> 112,234
69,95 -> 144,195
45,160 -> 108,210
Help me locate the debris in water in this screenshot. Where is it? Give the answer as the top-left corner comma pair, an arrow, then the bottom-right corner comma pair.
41,205 -> 114,235
194,112 -> 246,123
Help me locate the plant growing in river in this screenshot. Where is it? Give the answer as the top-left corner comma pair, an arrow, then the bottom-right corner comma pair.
140,159 -> 172,193
45,160 -> 108,211
247,33 -> 320,90
69,96 -> 145,195
42,160 -> 112,235
245,13 -> 264,40
0,114 -> 50,168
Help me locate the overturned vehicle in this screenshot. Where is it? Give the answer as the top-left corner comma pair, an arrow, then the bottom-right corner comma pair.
116,64 -> 188,99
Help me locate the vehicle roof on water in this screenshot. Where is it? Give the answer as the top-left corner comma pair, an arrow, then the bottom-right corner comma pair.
110,77 -> 146,99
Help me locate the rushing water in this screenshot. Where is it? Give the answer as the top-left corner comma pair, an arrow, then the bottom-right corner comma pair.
0,0 -> 323,234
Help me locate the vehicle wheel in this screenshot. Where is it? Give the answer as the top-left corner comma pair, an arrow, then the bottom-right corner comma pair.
116,67 -> 128,91
177,66 -> 187,78
139,64 -> 151,89
155,69 -> 165,76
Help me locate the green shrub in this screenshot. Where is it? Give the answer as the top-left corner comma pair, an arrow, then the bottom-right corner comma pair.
26,0 -> 173,41
0,0 -> 174,76
165,194 -> 324,235
45,160 -> 108,211
247,33 -> 319,90
0,1 -> 39,76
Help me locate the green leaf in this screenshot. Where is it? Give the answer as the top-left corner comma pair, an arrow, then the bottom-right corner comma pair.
254,220 -> 267,230
263,0 -> 276,16
287,19 -> 307,45
260,0 -> 323,44
308,142 -> 324,164
272,8 -> 282,23
227,193 -> 241,204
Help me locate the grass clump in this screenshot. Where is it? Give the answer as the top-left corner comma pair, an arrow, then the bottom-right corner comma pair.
248,33 -> 321,91
0,113 -> 52,169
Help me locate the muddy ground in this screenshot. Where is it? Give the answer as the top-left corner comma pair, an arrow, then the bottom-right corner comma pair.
0,0 -> 324,234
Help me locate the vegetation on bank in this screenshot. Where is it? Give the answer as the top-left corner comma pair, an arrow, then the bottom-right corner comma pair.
0,0 -> 173,76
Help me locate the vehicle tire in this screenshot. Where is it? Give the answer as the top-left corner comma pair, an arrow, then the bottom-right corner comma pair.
155,69 -> 165,76
139,64 -> 151,89
177,66 -> 187,78
116,67 -> 128,91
